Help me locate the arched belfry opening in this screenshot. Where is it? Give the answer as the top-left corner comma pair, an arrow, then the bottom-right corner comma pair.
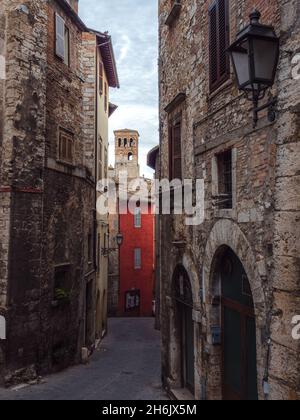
172,265 -> 195,394
210,246 -> 258,400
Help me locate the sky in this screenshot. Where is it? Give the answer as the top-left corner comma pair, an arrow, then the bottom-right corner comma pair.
79,0 -> 158,178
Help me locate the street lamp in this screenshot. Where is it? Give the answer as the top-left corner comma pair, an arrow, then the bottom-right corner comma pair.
228,10 -> 280,127
116,233 -> 124,247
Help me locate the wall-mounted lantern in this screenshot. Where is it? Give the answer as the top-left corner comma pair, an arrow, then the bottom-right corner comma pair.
116,232 -> 124,247
228,10 -> 280,127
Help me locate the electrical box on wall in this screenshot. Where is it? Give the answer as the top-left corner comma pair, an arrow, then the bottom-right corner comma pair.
212,326 -> 221,345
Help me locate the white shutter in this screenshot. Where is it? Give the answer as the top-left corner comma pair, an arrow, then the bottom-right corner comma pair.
134,249 -> 141,269
134,208 -> 141,228
55,13 -> 65,60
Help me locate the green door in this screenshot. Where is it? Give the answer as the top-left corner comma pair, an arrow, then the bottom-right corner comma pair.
221,249 -> 258,401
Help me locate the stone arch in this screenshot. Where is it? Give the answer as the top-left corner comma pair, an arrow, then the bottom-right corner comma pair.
202,219 -> 267,400
165,254 -> 200,395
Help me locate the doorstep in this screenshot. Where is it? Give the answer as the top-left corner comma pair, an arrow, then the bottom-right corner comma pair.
169,388 -> 195,401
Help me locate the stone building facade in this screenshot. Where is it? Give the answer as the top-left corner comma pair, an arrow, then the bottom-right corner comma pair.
159,0 -> 300,400
108,130 -> 155,317
0,0 -> 118,385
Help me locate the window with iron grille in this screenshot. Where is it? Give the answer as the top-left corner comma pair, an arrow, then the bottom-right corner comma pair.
169,118 -> 182,180
216,150 -> 233,209
58,129 -> 74,165
209,0 -> 230,92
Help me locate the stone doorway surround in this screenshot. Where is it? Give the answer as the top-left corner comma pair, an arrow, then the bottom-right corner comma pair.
202,219 -> 267,400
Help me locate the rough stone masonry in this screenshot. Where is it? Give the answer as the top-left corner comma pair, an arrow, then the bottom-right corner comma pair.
159,0 -> 300,400
0,0 -> 98,386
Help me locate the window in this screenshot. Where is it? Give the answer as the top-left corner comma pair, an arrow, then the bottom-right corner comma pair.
169,119 -> 182,180
118,138 -> 122,147
134,207 -> 142,228
99,61 -> 104,95
104,82 -> 108,113
124,138 -> 128,147
134,248 -> 142,269
104,147 -> 108,177
55,13 -> 70,66
88,232 -> 93,263
216,150 -> 232,209
130,138 -> 134,147
59,129 -> 74,164
98,137 -> 103,180
128,152 -> 133,161
209,0 -> 230,92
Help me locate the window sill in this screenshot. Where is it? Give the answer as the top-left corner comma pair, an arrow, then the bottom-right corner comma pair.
56,159 -> 76,169
214,208 -> 236,219
208,78 -> 234,101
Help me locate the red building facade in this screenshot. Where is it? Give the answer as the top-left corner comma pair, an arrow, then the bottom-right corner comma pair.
118,203 -> 155,317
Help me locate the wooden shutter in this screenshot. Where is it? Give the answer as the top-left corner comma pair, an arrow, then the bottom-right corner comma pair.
172,122 -> 182,180
209,0 -> 230,91
209,4 -> 218,87
99,62 -> 104,95
55,13 -> 65,60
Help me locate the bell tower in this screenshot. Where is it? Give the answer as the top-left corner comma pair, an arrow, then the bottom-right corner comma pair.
114,129 -> 140,178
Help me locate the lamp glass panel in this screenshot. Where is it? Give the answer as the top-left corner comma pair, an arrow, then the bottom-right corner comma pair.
253,38 -> 278,82
231,40 -> 250,87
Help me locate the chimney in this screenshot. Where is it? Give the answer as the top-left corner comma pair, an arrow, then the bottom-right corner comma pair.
68,0 -> 79,14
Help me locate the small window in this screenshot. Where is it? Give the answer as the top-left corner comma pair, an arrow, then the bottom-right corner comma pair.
55,13 -> 70,66
134,248 -> 142,269
134,207 -> 142,228
59,129 -> 74,164
118,138 -> 122,147
124,138 -> 128,147
99,61 -> 104,95
209,0 -> 230,92
128,152 -> 133,161
169,119 -> 182,180
216,149 -> 232,209
130,138 -> 134,147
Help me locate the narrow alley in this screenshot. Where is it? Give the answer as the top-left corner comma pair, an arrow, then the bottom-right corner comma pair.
0,319 -> 168,401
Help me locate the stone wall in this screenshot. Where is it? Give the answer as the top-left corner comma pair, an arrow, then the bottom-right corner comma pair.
0,0 -> 98,383
159,0 -> 299,400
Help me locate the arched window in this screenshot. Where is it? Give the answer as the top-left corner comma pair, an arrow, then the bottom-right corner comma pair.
128,152 -> 133,161
130,138 -> 134,147
118,138 -> 122,147
124,138 -> 128,147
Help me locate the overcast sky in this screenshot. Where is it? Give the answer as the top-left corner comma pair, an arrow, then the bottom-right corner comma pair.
79,0 -> 158,178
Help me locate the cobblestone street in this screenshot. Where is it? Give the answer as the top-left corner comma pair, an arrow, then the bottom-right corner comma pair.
0,319 -> 168,401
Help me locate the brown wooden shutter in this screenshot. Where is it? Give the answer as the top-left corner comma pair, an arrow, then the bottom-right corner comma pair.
172,122 -> 182,180
218,0 -> 229,78
209,4 -> 218,87
209,0 -> 230,91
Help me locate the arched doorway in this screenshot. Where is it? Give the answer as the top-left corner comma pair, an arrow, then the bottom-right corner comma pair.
218,247 -> 258,400
173,266 -> 195,394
